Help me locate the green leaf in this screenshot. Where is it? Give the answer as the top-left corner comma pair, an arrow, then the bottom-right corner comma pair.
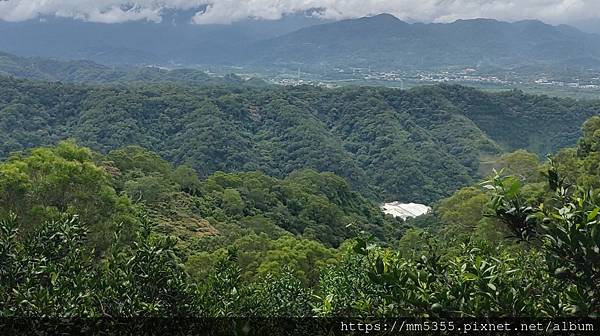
407,271 -> 418,283
588,208 -> 600,221
375,257 -> 384,275
506,178 -> 522,197
353,239 -> 367,255
463,273 -> 478,281
367,272 -> 380,284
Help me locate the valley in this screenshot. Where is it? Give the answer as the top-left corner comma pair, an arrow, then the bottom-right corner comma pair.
1,76 -> 597,203
1,6 -> 600,327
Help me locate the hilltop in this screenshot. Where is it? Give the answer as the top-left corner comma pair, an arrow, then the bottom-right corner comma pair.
1,76 -> 597,202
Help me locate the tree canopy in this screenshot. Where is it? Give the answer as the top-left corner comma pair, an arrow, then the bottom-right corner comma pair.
1,77 -> 597,202
1,77 -> 600,324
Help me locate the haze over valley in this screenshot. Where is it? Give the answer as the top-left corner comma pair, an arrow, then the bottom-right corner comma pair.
5,12 -> 600,98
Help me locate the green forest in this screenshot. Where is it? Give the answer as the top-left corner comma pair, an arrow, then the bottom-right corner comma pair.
1,75 -> 600,320
0,51 -> 271,86
1,76 -> 598,202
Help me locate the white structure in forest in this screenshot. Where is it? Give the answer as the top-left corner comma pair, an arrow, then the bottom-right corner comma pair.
381,202 -> 431,220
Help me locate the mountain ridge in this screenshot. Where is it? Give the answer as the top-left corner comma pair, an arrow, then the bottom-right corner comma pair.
246,14 -> 600,70
3,14 -> 600,71
0,51 -> 272,86
1,75 -> 597,203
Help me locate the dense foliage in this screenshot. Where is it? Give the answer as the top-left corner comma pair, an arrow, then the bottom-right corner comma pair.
0,141 -> 138,254
0,51 -> 266,86
1,76 -> 597,203
307,117 -> 600,318
1,66 -> 599,322
0,142 -> 402,286
0,116 -> 599,319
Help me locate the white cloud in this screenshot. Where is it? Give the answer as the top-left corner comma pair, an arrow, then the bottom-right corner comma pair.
0,0 -> 599,24
0,1 -> 207,23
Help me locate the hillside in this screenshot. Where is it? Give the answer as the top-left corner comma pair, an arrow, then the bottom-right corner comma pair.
0,51 -> 266,85
247,14 -> 600,70
2,118 -> 600,319
1,76 -> 597,203
3,15 -> 600,73
0,141 -> 399,249
3,6 -> 600,324
0,14 -> 326,66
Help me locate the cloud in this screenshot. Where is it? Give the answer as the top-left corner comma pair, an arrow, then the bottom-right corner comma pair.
0,0 -> 599,24
0,1 -> 206,23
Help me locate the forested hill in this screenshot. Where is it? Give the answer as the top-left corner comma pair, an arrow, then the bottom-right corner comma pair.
0,51 -> 266,86
1,76 -> 598,202
2,15 -> 599,72
243,14 -> 600,70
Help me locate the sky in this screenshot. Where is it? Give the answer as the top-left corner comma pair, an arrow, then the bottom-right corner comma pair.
0,0 -> 599,25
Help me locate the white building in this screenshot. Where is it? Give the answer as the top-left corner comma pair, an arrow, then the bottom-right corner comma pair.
381,202 -> 431,220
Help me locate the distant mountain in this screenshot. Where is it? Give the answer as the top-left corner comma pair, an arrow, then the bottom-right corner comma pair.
0,14 -> 328,65
3,14 -> 600,72
570,19 -> 600,35
0,51 -> 268,85
243,14 -> 600,70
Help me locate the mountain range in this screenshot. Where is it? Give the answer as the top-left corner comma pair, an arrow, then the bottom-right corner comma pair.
0,13 -> 326,66
3,14 -> 600,72
249,14 -> 600,70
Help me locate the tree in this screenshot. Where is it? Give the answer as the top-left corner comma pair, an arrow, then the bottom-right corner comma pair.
578,116 -> 600,155
486,162 -> 600,316
0,141 -> 138,252
124,174 -> 177,204
495,150 -> 542,183
172,164 -> 202,194
222,188 -> 245,217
